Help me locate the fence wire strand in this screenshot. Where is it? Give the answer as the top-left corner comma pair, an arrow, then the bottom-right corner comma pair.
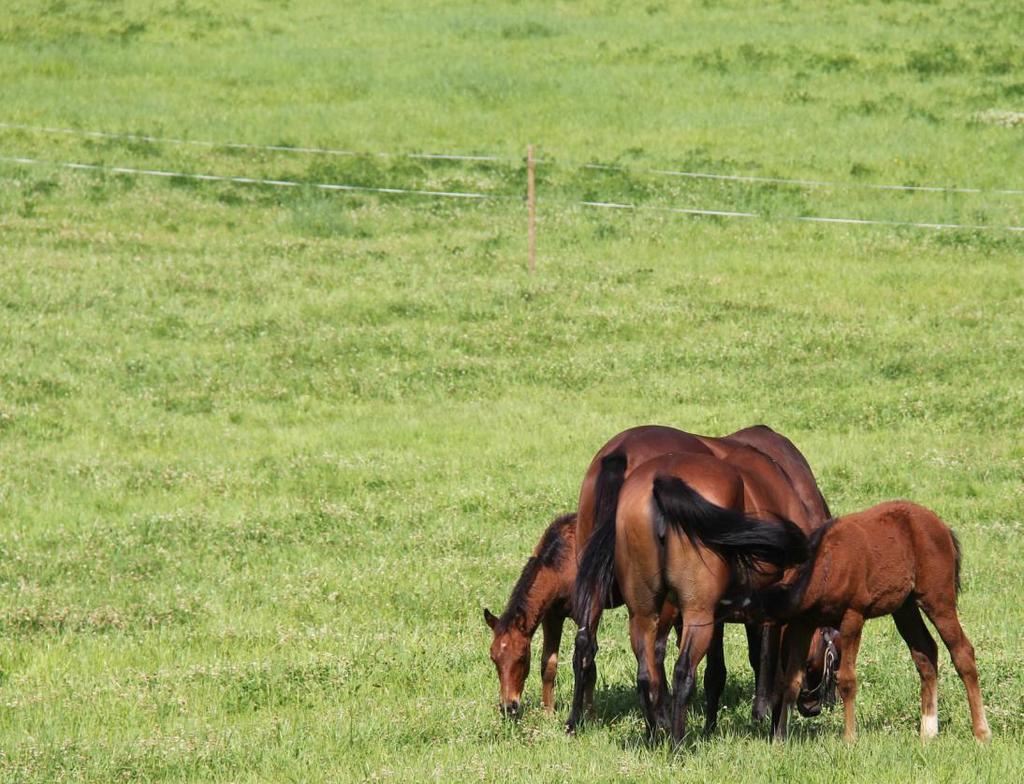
4,119 -> 1024,197
2,149 -> 1023,233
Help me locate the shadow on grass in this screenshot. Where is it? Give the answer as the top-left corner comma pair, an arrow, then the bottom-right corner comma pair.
573,678 -> 845,750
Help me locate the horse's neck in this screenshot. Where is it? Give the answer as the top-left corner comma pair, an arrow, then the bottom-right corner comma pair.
512,565 -> 562,635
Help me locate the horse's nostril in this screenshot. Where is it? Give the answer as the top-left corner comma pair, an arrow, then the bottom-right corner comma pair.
499,700 -> 521,718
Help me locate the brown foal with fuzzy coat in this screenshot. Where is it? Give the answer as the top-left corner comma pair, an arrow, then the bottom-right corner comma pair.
763,501 -> 991,743
484,513 -> 577,717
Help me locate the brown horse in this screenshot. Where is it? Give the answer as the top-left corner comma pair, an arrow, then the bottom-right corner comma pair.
484,512 -> 685,719
568,424 -> 831,733
483,513 -> 577,717
794,627 -> 840,718
763,501 -> 991,743
586,452 -> 811,742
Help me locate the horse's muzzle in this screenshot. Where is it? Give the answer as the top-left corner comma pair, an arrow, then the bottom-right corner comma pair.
499,700 -> 522,719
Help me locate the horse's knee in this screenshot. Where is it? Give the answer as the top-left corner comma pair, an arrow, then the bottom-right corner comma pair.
837,673 -> 857,702
574,630 -> 597,675
910,649 -> 937,678
575,629 -> 597,658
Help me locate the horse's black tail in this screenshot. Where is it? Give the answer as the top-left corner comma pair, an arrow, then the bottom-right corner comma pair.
573,452 -> 627,628
757,518 -> 838,620
651,475 -> 809,591
951,528 -> 962,597
758,582 -> 800,621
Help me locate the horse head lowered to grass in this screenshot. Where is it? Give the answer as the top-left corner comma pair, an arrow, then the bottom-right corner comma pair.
483,513 -> 578,717
761,501 -> 991,743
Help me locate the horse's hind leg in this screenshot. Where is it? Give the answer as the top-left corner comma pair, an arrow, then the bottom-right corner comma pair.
751,622 -> 780,721
670,612 -> 716,746
540,613 -> 565,714
920,603 -> 991,741
652,602 -> 677,732
567,603 -> 602,733
629,610 -> 669,738
702,622 -> 726,736
891,600 -> 939,740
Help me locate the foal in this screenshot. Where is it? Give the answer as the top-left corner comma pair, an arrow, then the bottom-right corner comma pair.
763,501 -> 991,743
483,513 -> 577,716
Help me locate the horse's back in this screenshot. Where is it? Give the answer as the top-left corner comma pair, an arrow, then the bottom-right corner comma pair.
720,444 -> 818,532
725,424 -> 831,526
622,452 -> 745,514
576,425 -> 717,548
817,501 -> 953,618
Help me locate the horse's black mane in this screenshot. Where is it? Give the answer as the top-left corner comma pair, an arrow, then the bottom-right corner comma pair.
497,512 -> 575,631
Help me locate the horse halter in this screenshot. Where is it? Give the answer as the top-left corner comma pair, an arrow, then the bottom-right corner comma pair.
803,640 -> 839,706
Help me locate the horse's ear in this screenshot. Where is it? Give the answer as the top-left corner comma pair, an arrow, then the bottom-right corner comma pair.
483,608 -> 498,629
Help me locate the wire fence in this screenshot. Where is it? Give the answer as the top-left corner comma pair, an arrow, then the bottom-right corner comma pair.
2,120 -> 1023,239
6,119 -> 1024,196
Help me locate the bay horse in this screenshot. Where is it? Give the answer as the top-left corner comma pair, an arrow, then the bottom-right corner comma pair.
568,424 -> 832,733
484,512 -> 684,718
762,501 -> 991,743
483,512 -> 577,717
583,451 -> 811,742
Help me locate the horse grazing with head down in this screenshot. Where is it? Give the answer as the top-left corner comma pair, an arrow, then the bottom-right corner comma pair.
484,512 -> 685,718
575,451 -> 810,743
568,424 -> 833,734
762,501 -> 991,743
483,513 -> 577,717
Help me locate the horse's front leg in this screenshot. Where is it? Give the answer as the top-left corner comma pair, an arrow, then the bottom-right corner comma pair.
539,612 -> 565,714
836,610 -> 865,743
771,621 -> 814,742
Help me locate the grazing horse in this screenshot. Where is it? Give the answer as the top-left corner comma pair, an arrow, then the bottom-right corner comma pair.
568,424 -> 831,733
581,452 -> 810,742
483,513 -> 577,717
762,501 -> 991,743
795,627 -> 840,718
484,512 -> 684,718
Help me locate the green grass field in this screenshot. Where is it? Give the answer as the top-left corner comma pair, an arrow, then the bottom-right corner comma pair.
1,1 -> 1022,781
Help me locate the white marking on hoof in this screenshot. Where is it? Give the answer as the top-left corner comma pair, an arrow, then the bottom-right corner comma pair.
920,713 -> 938,740
976,710 -> 992,742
